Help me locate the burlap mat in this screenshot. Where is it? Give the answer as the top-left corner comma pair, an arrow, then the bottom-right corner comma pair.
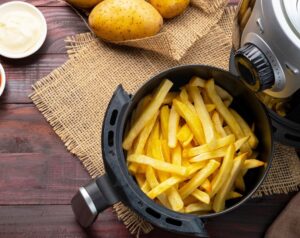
29,4 -> 300,236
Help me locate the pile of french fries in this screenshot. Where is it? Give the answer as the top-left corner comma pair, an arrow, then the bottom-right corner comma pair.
122,77 -> 265,214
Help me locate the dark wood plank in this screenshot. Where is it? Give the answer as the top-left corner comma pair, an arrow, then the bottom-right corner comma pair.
1,54 -> 68,104
0,153 -> 90,205
0,206 -> 130,238
0,193 -> 295,238
0,104 -> 90,204
0,104 -> 70,153
37,6 -> 88,54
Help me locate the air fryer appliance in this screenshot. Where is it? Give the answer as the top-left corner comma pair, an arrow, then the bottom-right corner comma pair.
232,0 -> 300,147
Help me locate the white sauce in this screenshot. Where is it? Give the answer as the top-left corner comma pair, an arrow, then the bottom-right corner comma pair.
0,9 -> 43,54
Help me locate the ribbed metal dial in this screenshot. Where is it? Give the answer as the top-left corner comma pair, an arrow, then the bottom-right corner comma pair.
235,43 -> 275,91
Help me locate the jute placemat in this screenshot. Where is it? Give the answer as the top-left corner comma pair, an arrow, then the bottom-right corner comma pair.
30,4 -> 300,236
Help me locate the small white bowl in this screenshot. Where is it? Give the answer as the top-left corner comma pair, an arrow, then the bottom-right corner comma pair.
0,64 -> 6,97
0,1 -> 47,59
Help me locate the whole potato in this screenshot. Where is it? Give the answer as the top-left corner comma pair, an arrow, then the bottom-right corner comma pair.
66,0 -> 103,8
88,0 -> 163,41
149,0 -> 190,19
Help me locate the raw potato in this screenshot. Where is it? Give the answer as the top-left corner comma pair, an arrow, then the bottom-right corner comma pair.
149,0 -> 190,19
66,0 -> 102,8
89,0 -> 163,41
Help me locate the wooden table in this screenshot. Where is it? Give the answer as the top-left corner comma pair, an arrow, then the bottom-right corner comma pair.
0,0 -> 297,237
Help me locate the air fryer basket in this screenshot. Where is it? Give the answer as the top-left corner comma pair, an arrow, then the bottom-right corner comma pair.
72,65 -> 273,237
229,51 -> 300,148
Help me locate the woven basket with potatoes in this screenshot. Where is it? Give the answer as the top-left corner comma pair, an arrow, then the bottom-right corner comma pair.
66,0 -> 189,41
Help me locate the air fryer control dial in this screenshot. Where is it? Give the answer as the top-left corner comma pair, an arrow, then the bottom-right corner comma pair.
235,43 -> 275,92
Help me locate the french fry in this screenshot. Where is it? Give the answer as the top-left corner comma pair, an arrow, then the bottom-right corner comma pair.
226,191 -> 243,200
130,109 -> 137,128
123,79 -> 173,150
202,90 -> 212,104
186,161 -> 207,176
134,112 -> 159,154
243,159 -> 265,170
146,166 -> 159,188
182,158 -> 190,167
205,104 -> 216,112
185,203 -> 212,213
163,92 -> 178,105
144,120 -> 159,157
206,79 -> 251,153
177,124 -> 193,147
213,154 -> 246,212
223,100 -> 232,107
128,155 -> 187,176
183,196 -> 199,206
146,166 -> 169,207
189,76 -> 206,88
151,139 -> 169,182
230,109 -> 259,149
215,85 -> 233,105
179,160 -> 220,199
171,145 -> 182,190
128,163 -> 139,174
241,159 -> 265,176
234,172 -> 245,192
201,179 -> 212,193
141,180 -> 151,193
179,88 -> 196,113
189,85 -> 216,143
135,95 -> 152,121
183,134 -> 235,158
223,125 -> 233,136
167,187 -> 184,211
160,106 -> 170,140
189,147 -> 228,163
168,105 -> 180,148
234,136 -> 250,151
189,137 -> 249,163
147,176 -> 183,199
173,99 -> 206,145
192,189 -> 210,204
212,111 -> 227,138
172,145 -> 182,166
135,174 -> 145,187
210,145 -> 235,197
151,120 -> 160,141
161,139 -> 171,163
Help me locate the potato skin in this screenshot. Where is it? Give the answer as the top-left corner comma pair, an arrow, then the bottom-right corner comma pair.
88,0 -> 163,41
66,0 -> 103,8
149,0 -> 190,19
